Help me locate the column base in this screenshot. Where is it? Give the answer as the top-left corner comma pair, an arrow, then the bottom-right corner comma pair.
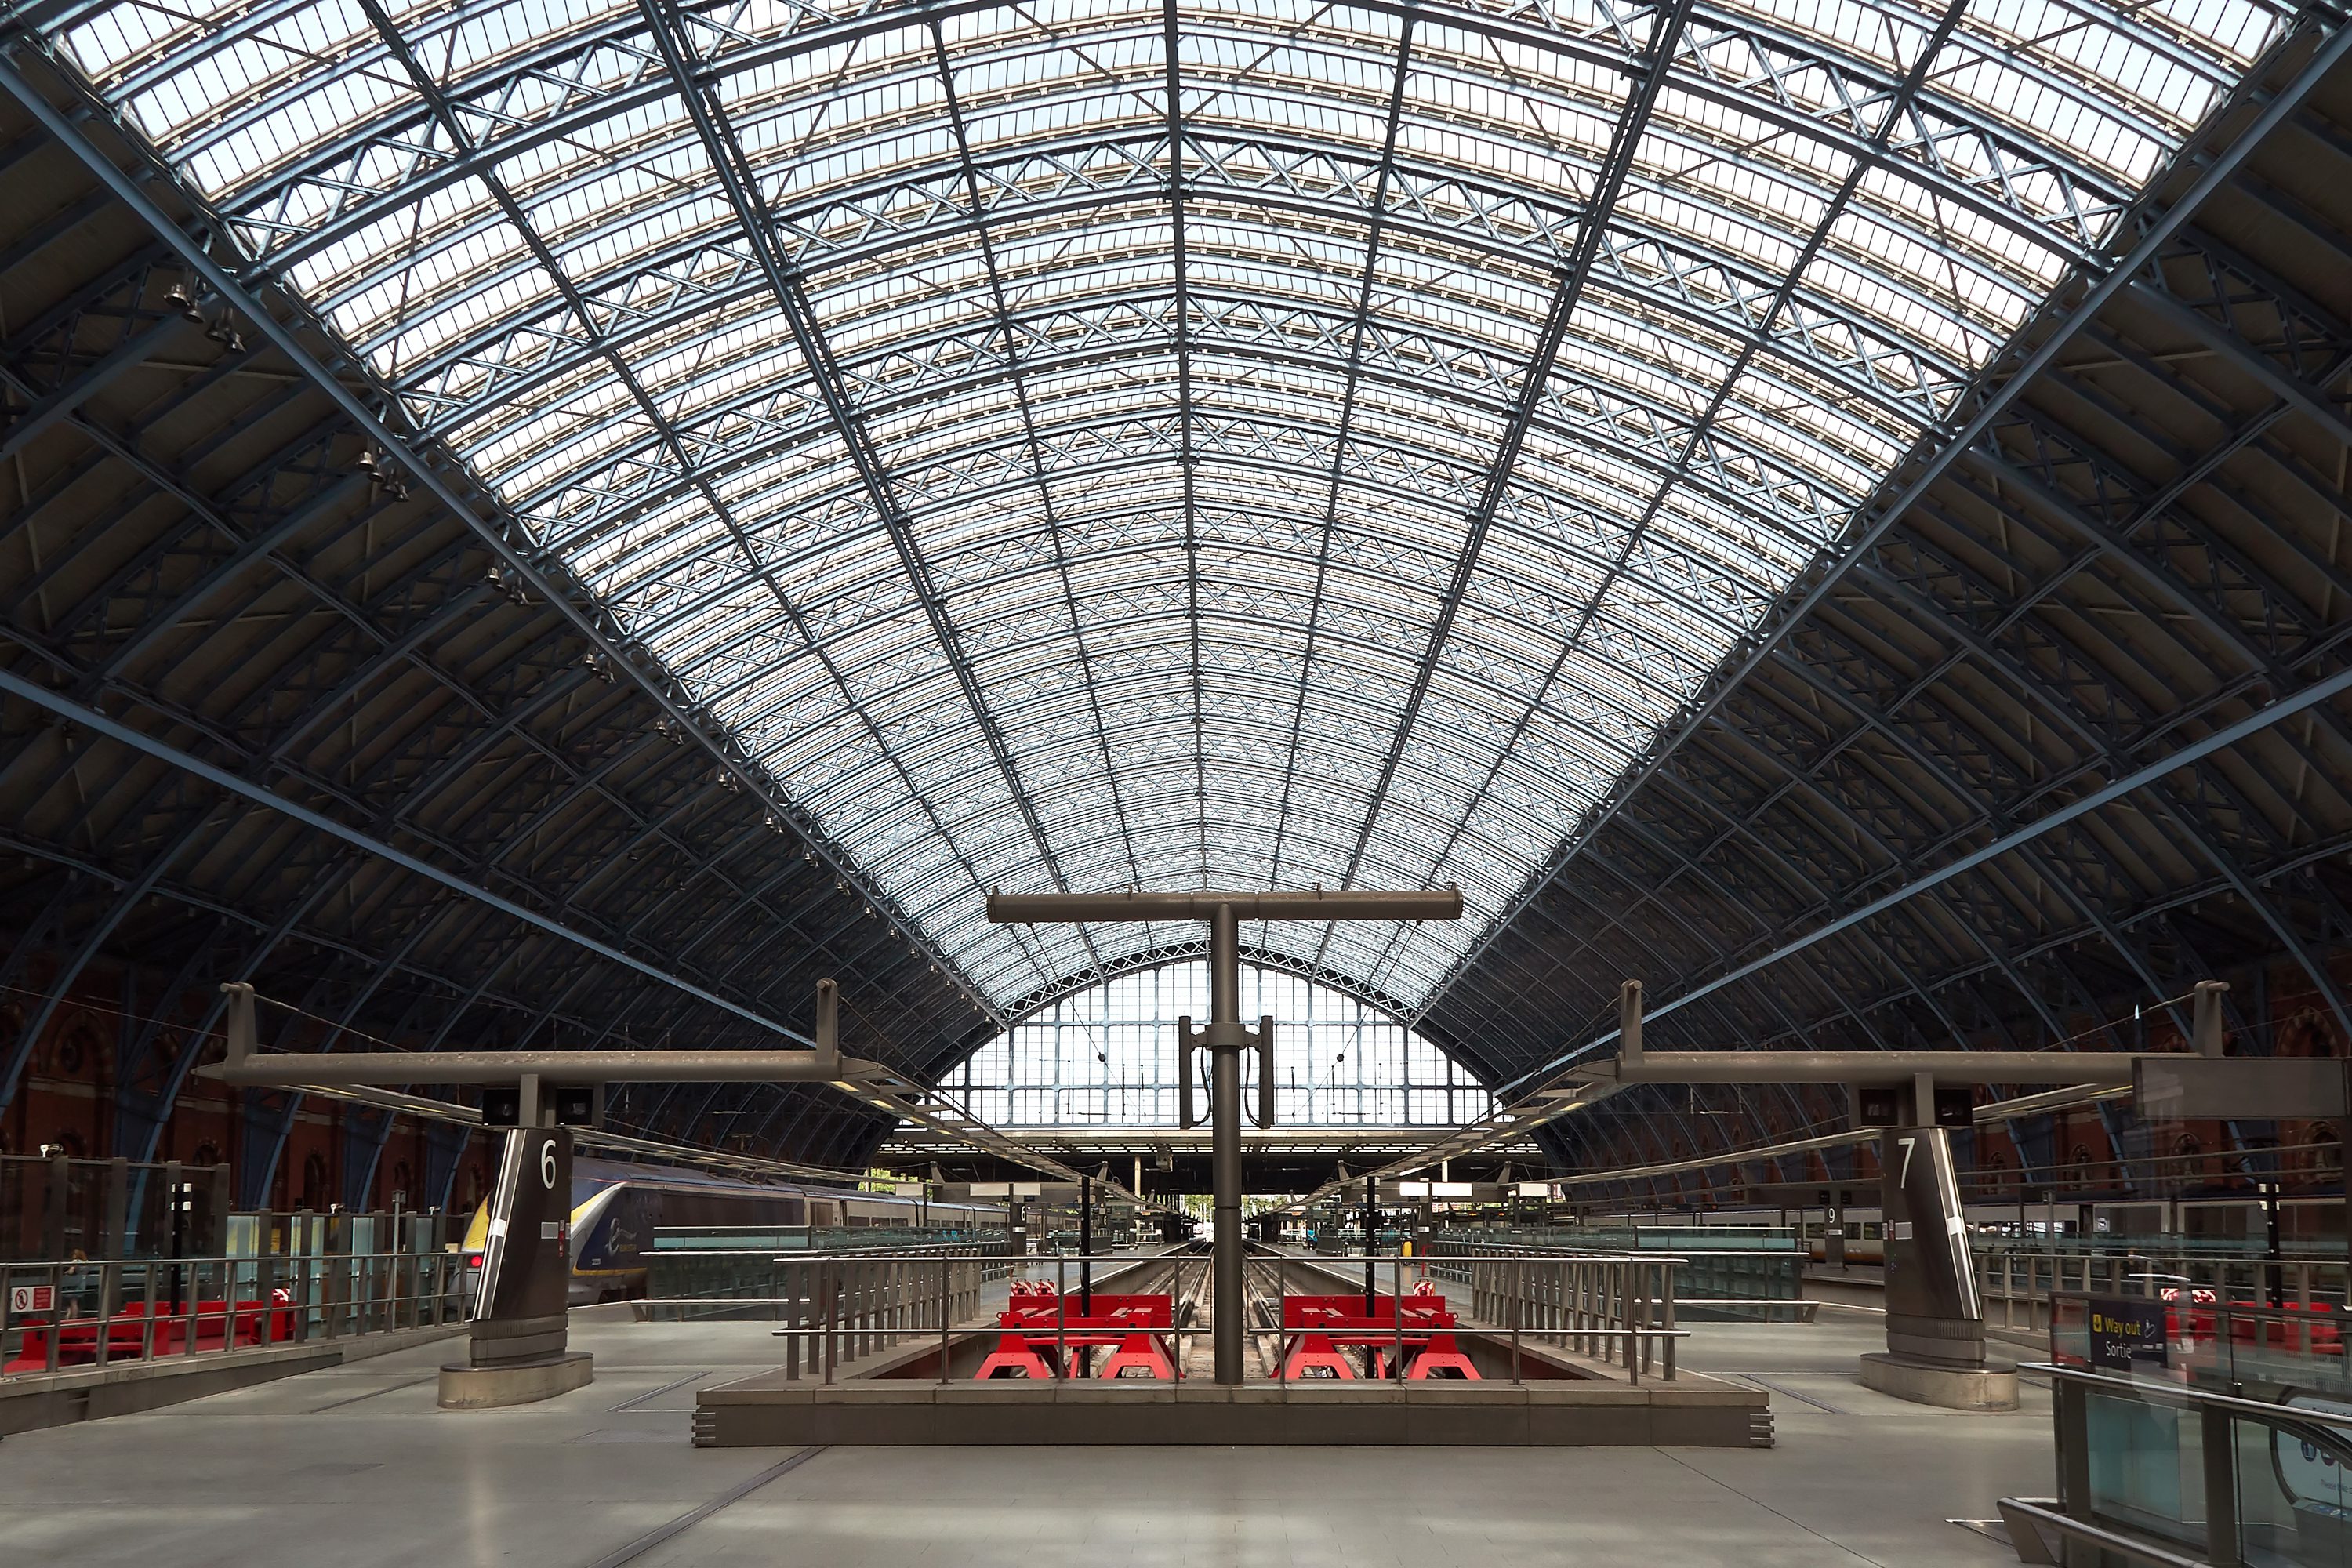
1857,1351 -> 2018,1411
437,1351 -> 594,1409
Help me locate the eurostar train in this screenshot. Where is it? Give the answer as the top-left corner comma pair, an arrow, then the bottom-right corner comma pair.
458,1157 -> 1007,1305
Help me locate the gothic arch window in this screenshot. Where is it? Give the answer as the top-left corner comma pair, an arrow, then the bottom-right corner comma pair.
939,961 -> 1493,1127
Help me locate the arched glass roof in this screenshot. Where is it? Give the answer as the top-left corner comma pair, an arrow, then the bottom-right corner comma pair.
33,0 -> 2289,1011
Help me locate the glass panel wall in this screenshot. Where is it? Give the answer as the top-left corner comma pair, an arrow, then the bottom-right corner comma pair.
937,962 -> 1491,1127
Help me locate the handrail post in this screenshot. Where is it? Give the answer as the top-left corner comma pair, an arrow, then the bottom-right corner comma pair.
93,1261 -> 115,1369
1056,1251 -> 1068,1381
2058,1375 -> 2091,1531
1392,1253 -> 1405,1385
786,1259 -> 801,1381
1510,1257 -> 1522,1385
2201,1404 -> 2241,1567
939,1254 -> 952,1385
1628,1265 -> 1642,1386
140,1254 -> 159,1362
1662,1261 -> 1677,1381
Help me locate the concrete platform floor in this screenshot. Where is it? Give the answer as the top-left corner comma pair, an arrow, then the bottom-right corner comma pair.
0,1309 -> 2050,1566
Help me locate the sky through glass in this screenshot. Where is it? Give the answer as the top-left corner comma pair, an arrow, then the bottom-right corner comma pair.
30,0 -> 2295,1014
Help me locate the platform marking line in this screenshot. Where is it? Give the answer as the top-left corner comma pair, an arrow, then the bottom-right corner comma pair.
307,1375 -> 438,1413
605,1370 -> 706,1412
1732,1374 -> 1849,1415
581,1444 -> 828,1568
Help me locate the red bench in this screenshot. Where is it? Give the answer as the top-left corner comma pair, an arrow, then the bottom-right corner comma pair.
974,1284 -> 1180,1380
1279,1282 -> 1479,1381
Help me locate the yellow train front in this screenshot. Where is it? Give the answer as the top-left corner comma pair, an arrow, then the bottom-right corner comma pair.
456,1158 -> 1005,1306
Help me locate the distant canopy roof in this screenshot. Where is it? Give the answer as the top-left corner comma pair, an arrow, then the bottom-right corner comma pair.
31,0 -> 2292,1011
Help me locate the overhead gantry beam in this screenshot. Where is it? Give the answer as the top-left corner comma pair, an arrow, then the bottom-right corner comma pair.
1286,977 -> 2234,1213
201,978 -> 1177,1214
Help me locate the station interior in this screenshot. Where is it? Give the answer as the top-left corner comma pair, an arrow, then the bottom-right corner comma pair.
1,0 -> 2350,1563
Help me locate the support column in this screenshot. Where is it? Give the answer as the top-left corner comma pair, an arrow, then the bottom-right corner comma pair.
1209,902 -> 1244,1387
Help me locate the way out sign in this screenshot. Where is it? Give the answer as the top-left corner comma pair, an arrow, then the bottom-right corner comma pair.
6,1283 -> 56,1319
2088,1298 -> 2168,1372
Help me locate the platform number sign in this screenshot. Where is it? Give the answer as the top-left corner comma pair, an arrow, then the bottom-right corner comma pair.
6,1284 -> 56,1319
475,1127 -> 572,1325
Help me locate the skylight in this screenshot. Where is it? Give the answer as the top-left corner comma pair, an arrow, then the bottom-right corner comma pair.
38,0 -> 2292,1011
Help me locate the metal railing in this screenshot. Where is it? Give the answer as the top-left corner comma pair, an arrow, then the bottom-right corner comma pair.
638,1246 -> 1693,1385
1420,1240 -> 1682,1379
1977,1243 -> 2347,1332
1429,1229 -> 1809,1318
641,1240 -> 1007,1380
2,1250 -> 465,1376
2003,1358 -> 2352,1567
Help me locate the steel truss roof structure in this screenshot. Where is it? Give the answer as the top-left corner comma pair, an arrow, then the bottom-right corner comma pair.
0,0 -> 2347,1183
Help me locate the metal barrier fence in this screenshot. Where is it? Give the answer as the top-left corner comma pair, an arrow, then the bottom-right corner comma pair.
1420,1240 -> 1682,1380
1976,1243 -> 2348,1333
641,1240 -> 1007,1380
1428,1232 -> 1806,1316
636,1247 -> 1693,1385
1,1250 -> 465,1376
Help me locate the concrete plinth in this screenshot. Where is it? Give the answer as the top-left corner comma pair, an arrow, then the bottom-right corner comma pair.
1857,1351 -> 2018,1411
437,1351 -> 594,1409
692,1374 -> 1770,1447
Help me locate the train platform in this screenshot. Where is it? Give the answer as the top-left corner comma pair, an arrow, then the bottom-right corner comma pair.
0,1305 -> 2050,1566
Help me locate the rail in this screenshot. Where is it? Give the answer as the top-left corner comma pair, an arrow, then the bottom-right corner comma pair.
1976,1243 -> 2347,1332
1419,1240 -> 1682,1379
639,1245 -> 1196,1379
636,1247 -> 1691,1385
1,1250 -> 464,1376
1427,1229 -> 1805,1321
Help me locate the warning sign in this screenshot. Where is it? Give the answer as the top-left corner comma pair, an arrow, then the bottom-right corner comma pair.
6,1284 -> 56,1318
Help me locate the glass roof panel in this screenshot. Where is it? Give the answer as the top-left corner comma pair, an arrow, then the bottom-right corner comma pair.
40,0 -> 2295,1016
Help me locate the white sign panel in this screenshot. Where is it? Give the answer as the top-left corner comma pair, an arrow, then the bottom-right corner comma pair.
7,1284 -> 56,1317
